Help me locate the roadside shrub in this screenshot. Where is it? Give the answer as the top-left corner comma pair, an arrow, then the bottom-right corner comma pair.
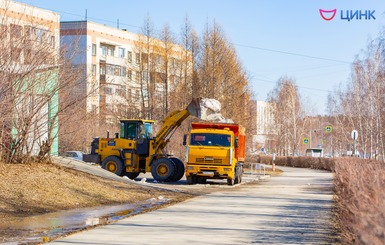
333,158 -> 385,244
257,156 -> 334,171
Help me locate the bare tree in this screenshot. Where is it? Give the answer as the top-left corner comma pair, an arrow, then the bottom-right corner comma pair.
138,14 -> 155,119
158,23 -> 175,116
0,2 -> 92,162
268,77 -> 303,156
328,31 -> 385,160
197,20 -> 252,124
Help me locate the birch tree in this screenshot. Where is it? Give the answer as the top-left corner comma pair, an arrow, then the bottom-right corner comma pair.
268,77 -> 303,156
329,35 -> 385,160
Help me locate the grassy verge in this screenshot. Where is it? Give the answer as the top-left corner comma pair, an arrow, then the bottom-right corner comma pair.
0,161 -> 192,222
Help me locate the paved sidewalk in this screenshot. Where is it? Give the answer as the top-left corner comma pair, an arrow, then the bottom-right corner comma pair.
50,167 -> 339,244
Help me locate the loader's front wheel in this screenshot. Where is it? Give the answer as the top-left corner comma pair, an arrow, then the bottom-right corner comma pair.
102,156 -> 125,176
151,158 -> 175,182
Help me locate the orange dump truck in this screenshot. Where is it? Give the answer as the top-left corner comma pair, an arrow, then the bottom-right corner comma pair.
183,122 -> 246,185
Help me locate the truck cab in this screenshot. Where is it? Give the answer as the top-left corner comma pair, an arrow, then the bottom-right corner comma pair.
184,122 -> 245,185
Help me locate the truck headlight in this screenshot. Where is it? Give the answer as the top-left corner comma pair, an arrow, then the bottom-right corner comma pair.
188,166 -> 194,170
224,168 -> 231,172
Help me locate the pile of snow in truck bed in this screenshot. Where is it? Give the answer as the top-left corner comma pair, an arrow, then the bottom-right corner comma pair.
199,98 -> 233,123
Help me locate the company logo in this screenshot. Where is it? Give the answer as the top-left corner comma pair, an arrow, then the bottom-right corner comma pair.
319,8 -> 376,21
319,9 -> 337,21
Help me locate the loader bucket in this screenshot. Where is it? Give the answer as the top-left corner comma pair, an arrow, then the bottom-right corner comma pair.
187,98 -> 201,118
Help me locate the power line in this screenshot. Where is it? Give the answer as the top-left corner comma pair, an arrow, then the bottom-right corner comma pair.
254,78 -> 333,93
39,7 -> 142,30
233,43 -> 352,64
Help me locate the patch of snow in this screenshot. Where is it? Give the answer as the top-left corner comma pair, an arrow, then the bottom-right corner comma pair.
200,98 -> 234,123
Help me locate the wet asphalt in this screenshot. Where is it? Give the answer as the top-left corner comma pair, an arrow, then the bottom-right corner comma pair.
48,166 -> 339,245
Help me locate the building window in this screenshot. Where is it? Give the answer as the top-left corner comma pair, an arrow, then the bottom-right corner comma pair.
135,71 -> 140,81
108,47 -> 114,56
142,89 -> 148,97
142,71 -> 149,81
127,51 -> 132,63
10,24 -> 22,43
135,52 -> 140,64
106,64 -> 113,75
24,25 -> 31,40
118,47 -> 125,58
34,28 -> 43,42
100,64 -> 106,75
127,70 -> 132,80
114,65 -> 121,76
101,46 -> 107,57
92,44 -> 96,56
92,64 -> 96,76
117,86 -> 126,97
121,66 -> 126,77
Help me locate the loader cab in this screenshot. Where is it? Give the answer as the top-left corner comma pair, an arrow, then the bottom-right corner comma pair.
120,119 -> 154,140
120,119 -> 154,156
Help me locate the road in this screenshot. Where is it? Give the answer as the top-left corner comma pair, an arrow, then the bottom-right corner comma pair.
49,166 -> 339,244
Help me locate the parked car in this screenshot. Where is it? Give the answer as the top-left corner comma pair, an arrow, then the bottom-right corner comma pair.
64,151 -> 85,161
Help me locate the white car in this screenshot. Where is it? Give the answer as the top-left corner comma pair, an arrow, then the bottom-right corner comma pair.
64,151 -> 85,161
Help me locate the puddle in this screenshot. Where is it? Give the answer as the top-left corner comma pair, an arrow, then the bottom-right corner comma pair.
0,196 -> 169,244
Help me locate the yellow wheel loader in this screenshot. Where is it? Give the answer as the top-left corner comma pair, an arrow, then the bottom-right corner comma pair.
84,98 -> 201,182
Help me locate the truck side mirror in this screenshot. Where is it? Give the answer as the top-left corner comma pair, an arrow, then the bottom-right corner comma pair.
183,134 -> 187,146
235,137 -> 239,148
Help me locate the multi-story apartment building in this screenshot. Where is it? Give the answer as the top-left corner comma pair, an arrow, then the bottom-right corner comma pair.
60,20 -> 191,150
0,0 -> 60,158
60,21 -> 190,121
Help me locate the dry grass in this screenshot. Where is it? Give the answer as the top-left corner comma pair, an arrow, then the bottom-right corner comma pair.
0,161 -> 192,223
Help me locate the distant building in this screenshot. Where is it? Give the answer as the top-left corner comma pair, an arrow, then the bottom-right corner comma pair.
0,0 -> 60,157
251,100 -> 276,153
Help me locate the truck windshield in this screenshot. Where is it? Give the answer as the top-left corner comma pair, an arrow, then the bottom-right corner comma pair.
190,133 -> 230,147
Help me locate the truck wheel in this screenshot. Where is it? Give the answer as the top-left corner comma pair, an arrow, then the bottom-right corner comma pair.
102,156 -> 125,176
227,177 -> 235,186
186,175 -> 197,185
125,172 -> 140,180
168,157 -> 185,182
197,177 -> 207,184
151,158 -> 175,182
234,175 -> 239,184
